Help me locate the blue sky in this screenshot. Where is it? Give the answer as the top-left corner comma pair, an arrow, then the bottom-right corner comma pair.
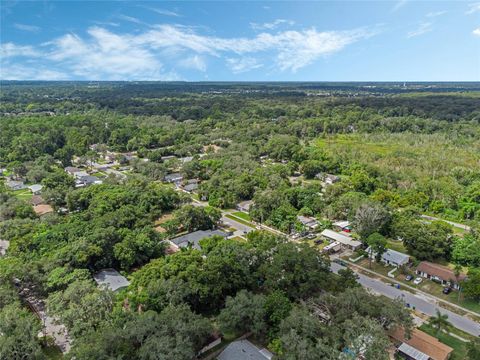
1,1 -> 479,81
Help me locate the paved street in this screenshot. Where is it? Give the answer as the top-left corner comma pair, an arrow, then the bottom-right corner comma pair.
221,215 -> 255,234
331,263 -> 480,336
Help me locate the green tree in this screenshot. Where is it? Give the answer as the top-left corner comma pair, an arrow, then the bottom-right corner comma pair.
218,290 -> 267,337
428,310 -> 450,336
366,232 -> 387,269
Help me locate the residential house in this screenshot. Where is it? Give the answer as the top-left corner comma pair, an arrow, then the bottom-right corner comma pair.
183,183 -> 198,193
297,215 -> 319,230
365,247 -> 410,267
30,195 -> 45,206
28,184 -> 43,195
333,220 -> 351,233
236,200 -> 254,213
170,229 -> 228,251
33,204 -> 54,217
416,261 -> 466,290
93,269 -> 130,292
179,156 -> 193,164
323,241 -> 342,253
79,175 -> 103,186
321,229 -> 362,251
164,173 -> 183,183
389,327 -> 453,360
217,339 -> 273,360
64,166 -> 81,176
74,170 -> 89,179
6,180 -> 26,191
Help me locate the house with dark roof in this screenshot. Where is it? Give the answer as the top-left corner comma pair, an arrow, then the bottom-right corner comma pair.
164,172 -> 183,183
416,261 -> 466,290
217,339 -> 273,360
170,229 -> 228,251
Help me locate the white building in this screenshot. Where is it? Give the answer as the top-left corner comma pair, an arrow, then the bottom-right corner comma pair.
321,229 -> 362,251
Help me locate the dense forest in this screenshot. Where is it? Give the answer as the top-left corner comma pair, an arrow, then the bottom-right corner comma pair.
0,82 -> 479,359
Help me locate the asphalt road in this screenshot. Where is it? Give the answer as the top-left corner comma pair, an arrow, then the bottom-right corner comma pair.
331,263 -> 480,336
221,215 -> 255,234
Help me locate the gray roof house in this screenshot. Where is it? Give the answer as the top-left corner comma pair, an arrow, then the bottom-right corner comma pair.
297,215 -> 319,230
164,173 -> 183,183
237,200 -> 254,213
79,175 -> 103,185
183,183 -> 199,192
170,229 -> 228,250
217,340 -> 273,360
64,166 -> 81,175
6,180 -> 26,191
93,269 -> 130,292
366,247 -> 410,267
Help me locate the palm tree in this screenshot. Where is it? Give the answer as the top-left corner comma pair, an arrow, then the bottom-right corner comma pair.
429,310 -> 450,335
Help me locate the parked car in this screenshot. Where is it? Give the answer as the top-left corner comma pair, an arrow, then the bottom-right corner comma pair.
307,234 -> 316,239
405,275 -> 413,281
413,277 -> 423,285
442,287 -> 452,294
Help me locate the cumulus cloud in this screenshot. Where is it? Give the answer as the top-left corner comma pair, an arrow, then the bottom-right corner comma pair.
473,27 -> 480,36
1,24 -> 375,79
250,19 -> 295,31
14,23 -> 41,32
407,22 -> 432,38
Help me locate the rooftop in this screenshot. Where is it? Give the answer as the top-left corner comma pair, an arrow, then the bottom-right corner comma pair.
33,204 -> 54,216
366,247 -> 410,265
389,327 -> 453,360
321,229 -> 362,248
217,340 -> 272,360
170,229 -> 228,250
417,261 -> 466,282
93,269 -> 130,292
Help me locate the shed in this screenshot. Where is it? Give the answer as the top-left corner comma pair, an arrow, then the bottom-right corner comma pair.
93,269 -> 130,292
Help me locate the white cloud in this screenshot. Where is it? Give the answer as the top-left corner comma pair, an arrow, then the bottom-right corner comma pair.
426,11 -> 446,18
14,23 -> 41,32
407,22 -> 432,38
392,0 -> 408,12
0,64 -> 68,80
0,43 -> 39,58
226,57 -> 263,73
179,55 -> 206,71
117,15 -> 146,25
147,7 -> 180,17
473,27 -> 480,36
47,27 -> 165,80
250,19 -> 295,31
0,24 -> 375,79
466,2 -> 480,14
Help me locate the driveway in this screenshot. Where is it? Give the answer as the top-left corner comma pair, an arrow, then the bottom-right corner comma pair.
331,263 -> 480,336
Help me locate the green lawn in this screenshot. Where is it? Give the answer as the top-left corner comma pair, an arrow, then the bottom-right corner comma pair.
13,188 -> 33,201
419,324 -> 467,360
386,239 -> 407,253
232,211 -> 251,221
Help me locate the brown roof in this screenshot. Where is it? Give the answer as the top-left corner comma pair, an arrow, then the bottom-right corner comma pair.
417,261 -> 466,282
389,327 -> 453,360
30,195 -> 45,206
33,204 -> 54,216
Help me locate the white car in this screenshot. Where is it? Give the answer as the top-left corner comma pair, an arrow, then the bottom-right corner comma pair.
413,277 -> 423,285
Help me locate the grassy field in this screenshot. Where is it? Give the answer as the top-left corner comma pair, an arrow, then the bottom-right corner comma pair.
13,188 -> 33,201
386,239 -> 407,253
232,211 -> 251,221
419,324 -> 467,360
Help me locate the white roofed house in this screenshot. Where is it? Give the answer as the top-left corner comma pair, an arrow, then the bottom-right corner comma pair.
321,229 -> 362,251
333,220 -> 351,233
365,247 -> 410,267
28,184 -> 43,195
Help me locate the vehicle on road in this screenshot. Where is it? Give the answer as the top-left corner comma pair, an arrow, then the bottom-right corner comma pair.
413,277 -> 423,285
